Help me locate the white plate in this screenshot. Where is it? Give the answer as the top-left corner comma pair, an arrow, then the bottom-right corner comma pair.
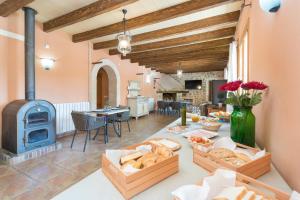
181,129 -> 218,139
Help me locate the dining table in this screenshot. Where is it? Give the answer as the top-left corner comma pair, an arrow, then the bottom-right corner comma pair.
87,108 -> 130,142
52,118 -> 291,200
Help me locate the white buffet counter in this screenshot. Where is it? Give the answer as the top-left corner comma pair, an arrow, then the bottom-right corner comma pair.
52,119 -> 291,200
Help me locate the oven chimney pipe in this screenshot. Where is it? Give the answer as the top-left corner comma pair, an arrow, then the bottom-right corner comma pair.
23,7 -> 37,101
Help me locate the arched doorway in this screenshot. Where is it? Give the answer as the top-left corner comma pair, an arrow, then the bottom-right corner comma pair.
97,68 -> 109,108
90,59 -> 120,110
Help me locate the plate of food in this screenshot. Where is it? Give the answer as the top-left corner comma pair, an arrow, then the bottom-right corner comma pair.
167,125 -> 189,133
209,111 -> 231,122
181,129 -> 219,139
201,122 -> 222,132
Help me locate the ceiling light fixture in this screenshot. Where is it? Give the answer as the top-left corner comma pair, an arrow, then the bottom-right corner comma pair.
117,9 -> 131,56
177,62 -> 183,78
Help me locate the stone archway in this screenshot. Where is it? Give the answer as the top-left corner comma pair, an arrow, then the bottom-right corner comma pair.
90,59 -> 120,110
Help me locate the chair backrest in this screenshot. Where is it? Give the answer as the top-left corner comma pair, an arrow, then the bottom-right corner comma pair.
71,111 -> 106,131
117,110 -> 130,121
71,111 -> 89,131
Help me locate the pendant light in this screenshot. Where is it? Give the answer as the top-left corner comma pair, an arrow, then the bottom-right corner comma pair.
117,9 -> 132,56
177,62 -> 183,78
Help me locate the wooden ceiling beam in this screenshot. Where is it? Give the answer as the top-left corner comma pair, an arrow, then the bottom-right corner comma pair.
0,0 -> 34,17
43,0 -> 138,32
109,26 -> 235,55
120,37 -> 232,60
135,46 -> 229,65
93,11 -> 240,50
146,59 -> 228,69
73,0 -> 235,42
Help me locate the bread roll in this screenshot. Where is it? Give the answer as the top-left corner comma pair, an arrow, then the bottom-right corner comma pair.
209,148 -> 235,159
121,160 -> 141,170
120,151 -> 143,164
213,186 -> 247,200
155,146 -> 173,158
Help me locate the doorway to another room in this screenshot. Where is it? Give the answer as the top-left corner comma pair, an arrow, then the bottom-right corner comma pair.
97,68 -> 109,108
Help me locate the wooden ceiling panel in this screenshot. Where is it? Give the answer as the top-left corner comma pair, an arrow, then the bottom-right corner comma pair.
109,26 -> 235,54
73,0 -> 235,42
43,0 -> 138,32
0,0 -> 34,17
93,11 -> 240,50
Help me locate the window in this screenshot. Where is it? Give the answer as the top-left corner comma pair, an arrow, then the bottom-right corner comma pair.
238,26 -> 249,82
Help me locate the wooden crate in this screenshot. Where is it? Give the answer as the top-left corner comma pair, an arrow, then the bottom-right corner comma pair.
193,143 -> 271,179
102,142 -> 179,200
235,172 -> 290,200
174,172 -> 290,200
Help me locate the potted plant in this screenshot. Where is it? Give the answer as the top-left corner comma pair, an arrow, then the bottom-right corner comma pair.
219,81 -> 268,147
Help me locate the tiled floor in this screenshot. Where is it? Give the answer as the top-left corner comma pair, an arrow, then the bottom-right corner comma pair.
0,113 -> 177,200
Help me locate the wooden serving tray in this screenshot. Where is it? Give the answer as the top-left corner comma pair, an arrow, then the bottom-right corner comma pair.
193,143 -> 271,179
102,141 -> 179,200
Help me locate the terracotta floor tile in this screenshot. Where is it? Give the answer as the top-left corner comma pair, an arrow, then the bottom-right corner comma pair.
0,113 -> 177,199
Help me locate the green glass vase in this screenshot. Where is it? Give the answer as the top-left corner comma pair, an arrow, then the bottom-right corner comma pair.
230,106 -> 255,147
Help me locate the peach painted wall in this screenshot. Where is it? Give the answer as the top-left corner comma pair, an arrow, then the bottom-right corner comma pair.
92,49 -> 160,106
236,0 -> 300,190
0,11 -> 159,147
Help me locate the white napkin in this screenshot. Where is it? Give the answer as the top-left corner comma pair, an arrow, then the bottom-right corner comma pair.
204,169 -> 236,200
213,137 -> 236,150
172,169 -> 236,200
122,164 -> 141,174
290,191 -> 300,200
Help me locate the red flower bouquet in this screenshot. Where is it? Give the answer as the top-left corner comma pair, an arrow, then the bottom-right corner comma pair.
219,81 -> 268,107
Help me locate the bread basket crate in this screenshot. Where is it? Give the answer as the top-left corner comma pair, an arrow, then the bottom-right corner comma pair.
193,142 -> 271,179
102,141 -> 179,199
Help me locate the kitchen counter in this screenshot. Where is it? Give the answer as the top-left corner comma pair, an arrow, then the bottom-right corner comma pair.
52,119 -> 291,200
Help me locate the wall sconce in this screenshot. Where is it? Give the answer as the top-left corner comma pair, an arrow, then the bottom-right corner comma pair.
259,0 -> 281,12
40,58 -> 55,70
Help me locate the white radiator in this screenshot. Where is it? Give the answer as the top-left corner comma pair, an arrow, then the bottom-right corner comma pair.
54,102 -> 90,135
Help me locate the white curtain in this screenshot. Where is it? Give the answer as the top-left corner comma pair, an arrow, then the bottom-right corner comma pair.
227,41 -> 238,82
226,41 -> 238,112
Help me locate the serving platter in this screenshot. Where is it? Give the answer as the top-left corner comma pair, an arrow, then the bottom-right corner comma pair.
181,129 -> 219,139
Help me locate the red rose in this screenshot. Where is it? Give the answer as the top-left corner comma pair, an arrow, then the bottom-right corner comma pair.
241,81 -> 268,90
219,80 -> 242,91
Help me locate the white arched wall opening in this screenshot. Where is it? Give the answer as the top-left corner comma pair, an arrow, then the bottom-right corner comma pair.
90,59 -> 121,109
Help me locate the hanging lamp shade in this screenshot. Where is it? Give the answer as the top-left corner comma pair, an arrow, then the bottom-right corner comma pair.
117,9 -> 132,56
117,33 -> 131,56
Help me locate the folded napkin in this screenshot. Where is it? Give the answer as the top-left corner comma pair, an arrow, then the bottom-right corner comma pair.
172,169 -> 236,200
291,191 -> 300,200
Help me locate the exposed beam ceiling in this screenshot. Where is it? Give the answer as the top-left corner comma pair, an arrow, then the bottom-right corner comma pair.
73,0 -> 236,42
134,46 -> 230,65
93,11 -> 240,50
0,0 -> 34,17
120,38 -> 232,60
109,26 -> 235,54
43,0 -> 138,32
